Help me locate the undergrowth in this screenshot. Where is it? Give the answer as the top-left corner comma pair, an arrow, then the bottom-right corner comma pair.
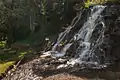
0,46 -> 31,77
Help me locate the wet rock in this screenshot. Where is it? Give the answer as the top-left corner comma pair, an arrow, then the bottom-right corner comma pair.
103,5 -> 120,60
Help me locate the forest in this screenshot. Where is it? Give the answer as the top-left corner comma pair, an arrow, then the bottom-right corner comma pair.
0,0 -> 120,80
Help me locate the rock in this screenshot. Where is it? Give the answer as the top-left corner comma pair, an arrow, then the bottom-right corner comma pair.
40,51 -> 51,58
57,64 -> 67,69
104,5 -> 120,60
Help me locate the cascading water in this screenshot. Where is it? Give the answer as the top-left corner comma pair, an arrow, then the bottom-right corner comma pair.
67,5 -> 109,69
44,5 -> 111,69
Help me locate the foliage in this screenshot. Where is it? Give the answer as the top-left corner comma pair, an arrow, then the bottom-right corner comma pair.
0,0 -> 78,45
85,0 -> 120,8
0,41 -> 6,48
0,48 -> 31,76
0,0 -> 119,45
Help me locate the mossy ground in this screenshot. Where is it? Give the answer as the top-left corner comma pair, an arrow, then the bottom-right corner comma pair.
0,61 -> 15,76
0,46 -> 31,76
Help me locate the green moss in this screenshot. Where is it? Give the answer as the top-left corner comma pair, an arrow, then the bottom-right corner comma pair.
0,49 -> 30,76
19,52 -> 28,58
0,61 -> 15,76
0,41 -> 6,48
85,0 -> 120,8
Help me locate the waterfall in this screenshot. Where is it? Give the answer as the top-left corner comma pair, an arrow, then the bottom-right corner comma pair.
43,5 -> 111,69
67,5 -> 108,68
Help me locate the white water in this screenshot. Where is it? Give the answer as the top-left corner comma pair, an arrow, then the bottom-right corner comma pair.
44,5 -> 110,69
67,5 -> 107,68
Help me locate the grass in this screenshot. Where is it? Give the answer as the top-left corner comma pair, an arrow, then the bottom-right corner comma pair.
0,47 -> 31,76
0,40 -> 34,77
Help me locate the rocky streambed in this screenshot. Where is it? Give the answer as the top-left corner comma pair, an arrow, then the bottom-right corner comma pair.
3,56 -> 120,80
